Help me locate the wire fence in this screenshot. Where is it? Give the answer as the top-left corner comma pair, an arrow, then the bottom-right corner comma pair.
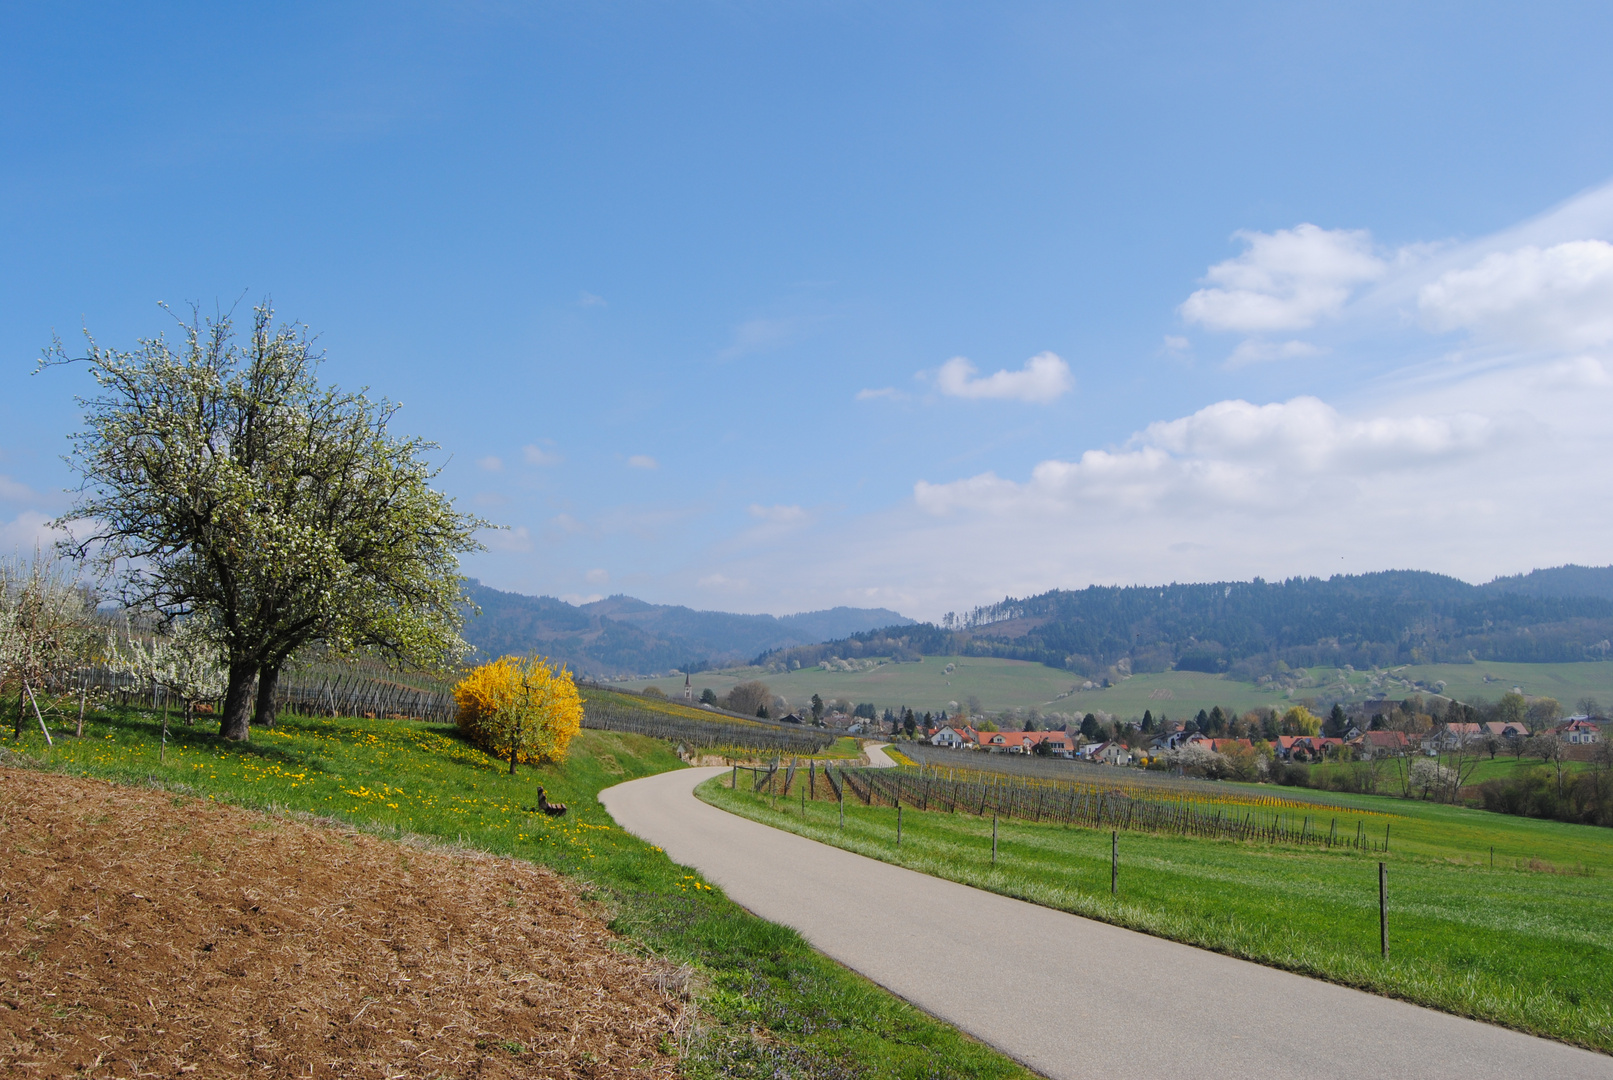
65,666 -> 457,723
581,696 -> 836,756
53,666 -> 837,756
744,762 -> 1394,851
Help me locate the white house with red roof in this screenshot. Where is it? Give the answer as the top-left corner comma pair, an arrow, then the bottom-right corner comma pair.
929,725 -> 977,749
1556,717 -> 1602,744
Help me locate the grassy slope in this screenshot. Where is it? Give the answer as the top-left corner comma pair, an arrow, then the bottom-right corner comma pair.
619,659 -> 1613,720
699,775 -> 1613,1054
9,707 -> 1031,1080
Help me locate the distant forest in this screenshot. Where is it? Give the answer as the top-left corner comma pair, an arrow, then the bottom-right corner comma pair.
756,566 -> 1613,678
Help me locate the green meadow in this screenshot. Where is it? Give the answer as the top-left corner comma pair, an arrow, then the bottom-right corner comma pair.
700,771 -> 1613,1054
5,706 -> 1031,1080
619,658 -> 1283,718
621,657 -> 1613,720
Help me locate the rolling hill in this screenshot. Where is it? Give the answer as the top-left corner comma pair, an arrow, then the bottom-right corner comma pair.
755,565 -> 1613,679
460,580 -> 912,676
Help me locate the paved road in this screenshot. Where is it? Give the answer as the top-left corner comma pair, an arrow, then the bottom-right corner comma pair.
861,741 -> 896,767
600,766 -> 1612,1080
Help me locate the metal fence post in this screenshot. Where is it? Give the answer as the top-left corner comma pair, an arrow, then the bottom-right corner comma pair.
1379,862 -> 1388,958
897,802 -> 902,846
991,811 -> 998,864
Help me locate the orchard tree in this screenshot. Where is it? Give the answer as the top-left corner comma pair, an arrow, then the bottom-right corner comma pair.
1,552 -> 97,739
46,303 -> 483,740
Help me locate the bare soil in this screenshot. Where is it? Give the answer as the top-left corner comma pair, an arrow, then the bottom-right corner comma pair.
0,768 -> 680,1079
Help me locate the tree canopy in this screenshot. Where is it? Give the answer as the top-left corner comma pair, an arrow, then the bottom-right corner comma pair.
47,303 -> 483,739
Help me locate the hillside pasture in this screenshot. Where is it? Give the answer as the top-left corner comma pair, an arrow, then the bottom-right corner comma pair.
618,657 -> 1613,721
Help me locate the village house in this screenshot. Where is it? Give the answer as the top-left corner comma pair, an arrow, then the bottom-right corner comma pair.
1350,730 -> 1410,758
1203,737 -> 1254,755
1038,732 -> 1075,757
1147,725 -> 1202,754
929,725 -> 976,749
1275,735 -> 1344,761
1081,740 -> 1134,766
1556,717 -> 1602,745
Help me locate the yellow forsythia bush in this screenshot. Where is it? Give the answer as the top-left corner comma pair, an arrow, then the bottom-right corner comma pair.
453,656 -> 584,764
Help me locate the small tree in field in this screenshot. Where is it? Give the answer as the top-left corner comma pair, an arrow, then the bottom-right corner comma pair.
106,615 -> 228,728
1,552 -> 97,739
723,680 -> 771,717
1528,732 -> 1571,796
454,656 -> 583,767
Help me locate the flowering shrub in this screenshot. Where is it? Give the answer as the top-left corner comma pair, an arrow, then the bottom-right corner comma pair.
453,656 -> 583,764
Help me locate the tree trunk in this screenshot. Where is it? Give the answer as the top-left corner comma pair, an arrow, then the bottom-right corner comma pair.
253,661 -> 282,729
219,661 -> 258,741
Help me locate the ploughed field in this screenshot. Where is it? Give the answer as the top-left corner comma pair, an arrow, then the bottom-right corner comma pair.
700,764 -> 1613,1055
0,768 -> 679,1078
1,704 -> 1032,1080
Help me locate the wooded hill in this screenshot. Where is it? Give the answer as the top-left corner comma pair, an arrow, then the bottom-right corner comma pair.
461,581 -> 912,676
756,566 -> 1613,678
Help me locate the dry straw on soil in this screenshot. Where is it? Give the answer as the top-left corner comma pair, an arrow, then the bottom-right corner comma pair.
0,768 -> 681,1078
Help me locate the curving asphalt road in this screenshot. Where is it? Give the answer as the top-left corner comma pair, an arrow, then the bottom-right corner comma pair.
600,766 -> 1613,1080
861,741 -> 897,768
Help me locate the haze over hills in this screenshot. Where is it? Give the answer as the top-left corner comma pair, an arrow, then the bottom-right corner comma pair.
461,580 -> 912,676
756,565 -> 1613,678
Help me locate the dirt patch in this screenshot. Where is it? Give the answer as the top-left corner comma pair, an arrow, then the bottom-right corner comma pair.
0,768 -> 680,1078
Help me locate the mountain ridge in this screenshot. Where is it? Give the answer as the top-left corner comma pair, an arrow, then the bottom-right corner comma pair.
460,580 -> 912,676
754,565 -> 1613,677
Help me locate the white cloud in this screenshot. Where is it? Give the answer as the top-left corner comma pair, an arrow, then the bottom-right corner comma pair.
935,351 -> 1073,403
576,291 -> 607,308
1180,224 -> 1386,333
523,444 -> 563,466
585,568 -> 610,584
0,475 -> 41,503
1225,339 -> 1325,368
627,454 -> 659,470
1162,335 -> 1191,353
856,386 -> 905,401
748,503 -> 807,523
560,592 -> 604,605
1418,240 -> 1613,351
915,396 -> 1498,517
476,455 -> 503,472
0,511 -> 64,554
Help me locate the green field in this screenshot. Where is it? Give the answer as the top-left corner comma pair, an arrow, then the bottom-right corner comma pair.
699,772 -> 1613,1054
617,658 -> 1285,720
619,657 -> 1613,721
4,706 -> 1030,1080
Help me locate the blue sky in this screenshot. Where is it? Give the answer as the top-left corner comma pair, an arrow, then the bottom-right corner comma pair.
5,3 -> 1613,620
